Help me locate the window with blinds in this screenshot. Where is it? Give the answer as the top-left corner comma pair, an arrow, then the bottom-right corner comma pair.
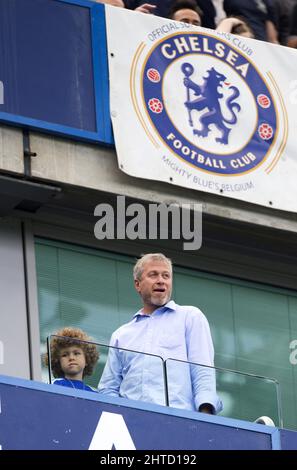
35,238 -> 297,429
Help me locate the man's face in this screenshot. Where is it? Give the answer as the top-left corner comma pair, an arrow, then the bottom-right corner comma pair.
134,260 -> 172,313
173,8 -> 201,26
60,346 -> 86,378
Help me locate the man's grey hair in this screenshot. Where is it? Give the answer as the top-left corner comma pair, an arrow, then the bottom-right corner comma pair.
133,253 -> 172,281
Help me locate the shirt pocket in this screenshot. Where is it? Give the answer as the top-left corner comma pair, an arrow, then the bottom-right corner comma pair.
158,332 -> 181,349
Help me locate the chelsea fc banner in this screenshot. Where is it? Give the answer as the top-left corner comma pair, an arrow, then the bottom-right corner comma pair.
105,6 -> 297,212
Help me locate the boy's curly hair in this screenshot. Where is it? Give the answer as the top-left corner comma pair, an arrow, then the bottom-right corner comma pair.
44,327 -> 99,378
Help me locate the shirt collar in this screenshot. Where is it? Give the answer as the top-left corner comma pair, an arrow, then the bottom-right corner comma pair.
133,300 -> 176,319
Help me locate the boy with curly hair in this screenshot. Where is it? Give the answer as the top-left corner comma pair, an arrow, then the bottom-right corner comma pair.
45,327 -> 99,392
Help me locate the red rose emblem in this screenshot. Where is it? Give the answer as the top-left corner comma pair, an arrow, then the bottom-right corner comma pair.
148,98 -> 163,114
258,123 -> 273,140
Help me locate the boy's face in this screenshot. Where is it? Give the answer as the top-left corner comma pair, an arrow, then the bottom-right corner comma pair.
60,346 -> 86,379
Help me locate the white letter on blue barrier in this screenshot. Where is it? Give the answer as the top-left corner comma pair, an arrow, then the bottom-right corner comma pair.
89,412 -> 136,450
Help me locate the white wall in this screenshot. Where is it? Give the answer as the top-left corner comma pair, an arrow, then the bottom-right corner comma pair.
0,218 -> 30,378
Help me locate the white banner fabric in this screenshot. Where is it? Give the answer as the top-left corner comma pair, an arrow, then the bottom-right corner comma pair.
106,6 -> 297,212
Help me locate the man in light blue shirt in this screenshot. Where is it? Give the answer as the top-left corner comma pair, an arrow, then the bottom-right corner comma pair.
98,253 -> 222,414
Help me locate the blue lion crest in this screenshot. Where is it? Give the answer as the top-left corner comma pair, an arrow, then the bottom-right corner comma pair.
182,63 -> 241,145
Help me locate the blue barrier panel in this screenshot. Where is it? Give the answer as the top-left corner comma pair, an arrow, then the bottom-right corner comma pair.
0,0 -> 112,143
0,375 -> 284,450
280,429 -> 297,450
